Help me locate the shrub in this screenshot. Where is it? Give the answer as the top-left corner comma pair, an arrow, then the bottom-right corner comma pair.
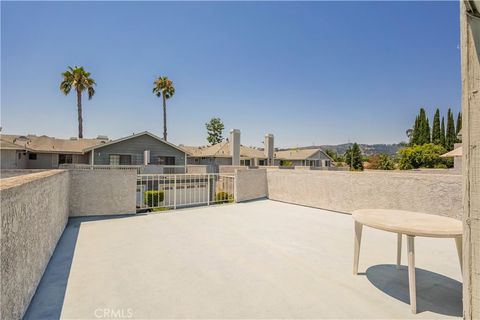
144,190 -> 165,207
279,160 -> 293,167
368,154 -> 395,170
215,192 -> 234,204
398,143 -> 451,170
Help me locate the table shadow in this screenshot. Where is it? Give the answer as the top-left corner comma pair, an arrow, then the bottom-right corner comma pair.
366,264 -> 462,317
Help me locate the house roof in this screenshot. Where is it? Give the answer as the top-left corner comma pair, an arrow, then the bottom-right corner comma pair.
440,146 -> 462,158
0,134 -> 104,154
184,141 -> 267,159
83,131 -> 187,155
274,148 -> 327,160
0,139 -> 28,150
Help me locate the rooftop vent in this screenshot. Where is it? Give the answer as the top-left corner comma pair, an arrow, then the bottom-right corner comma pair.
97,135 -> 109,140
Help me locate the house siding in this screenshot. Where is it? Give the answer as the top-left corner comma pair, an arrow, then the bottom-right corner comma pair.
1,150 -> 19,169
92,134 -> 186,166
26,153 -> 59,169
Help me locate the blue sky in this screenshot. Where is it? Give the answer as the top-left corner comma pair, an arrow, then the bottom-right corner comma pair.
1,1 -> 461,148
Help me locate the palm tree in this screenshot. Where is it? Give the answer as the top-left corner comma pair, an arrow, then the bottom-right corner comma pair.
60,66 -> 96,138
153,76 -> 175,141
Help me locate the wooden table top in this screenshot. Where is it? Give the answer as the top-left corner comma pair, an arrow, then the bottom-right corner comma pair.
352,209 -> 462,238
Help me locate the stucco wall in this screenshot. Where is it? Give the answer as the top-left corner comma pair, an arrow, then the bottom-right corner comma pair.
267,169 -> 462,219
69,169 -> 137,217
235,169 -> 268,202
0,170 -> 70,319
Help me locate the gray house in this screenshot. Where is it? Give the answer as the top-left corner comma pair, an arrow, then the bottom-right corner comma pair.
84,132 -> 187,166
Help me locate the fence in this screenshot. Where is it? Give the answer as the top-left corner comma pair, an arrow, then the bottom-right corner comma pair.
136,173 -> 235,211
59,164 -> 187,174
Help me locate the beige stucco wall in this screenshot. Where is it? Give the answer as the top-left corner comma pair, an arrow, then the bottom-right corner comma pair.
267,169 -> 462,219
235,169 -> 268,202
69,169 -> 137,217
0,170 -> 70,320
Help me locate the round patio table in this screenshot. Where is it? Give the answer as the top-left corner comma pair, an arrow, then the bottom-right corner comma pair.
352,209 -> 463,314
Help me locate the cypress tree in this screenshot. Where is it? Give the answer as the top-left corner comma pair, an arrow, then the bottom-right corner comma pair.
417,108 -> 430,145
425,117 -> 431,144
411,115 -> 420,145
446,108 -> 456,151
432,108 -> 441,145
440,116 -> 446,148
456,111 -> 462,142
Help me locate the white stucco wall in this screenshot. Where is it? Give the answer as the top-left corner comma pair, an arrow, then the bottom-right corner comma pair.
267,169 -> 462,219
0,170 -> 70,319
69,169 -> 137,217
235,169 -> 268,202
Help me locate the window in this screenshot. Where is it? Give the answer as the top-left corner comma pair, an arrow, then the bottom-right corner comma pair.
240,159 -> 251,166
110,155 -> 120,165
18,153 -> 21,160
259,159 -> 265,166
109,154 -> 132,165
29,153 -> 37,160
59,154 -> 73,164
157,156 -> 175,165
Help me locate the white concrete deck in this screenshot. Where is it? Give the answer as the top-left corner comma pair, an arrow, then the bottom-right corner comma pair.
26,200 -> 462,319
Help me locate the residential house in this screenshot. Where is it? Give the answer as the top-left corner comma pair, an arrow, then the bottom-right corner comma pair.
84,131 -> 187,166
274,148 -> 333,167
0,139 -> 28,169
0,131 -> 187,169
184,129 -> 270,167
0,134 -> 103,169
184,141 -> 268,166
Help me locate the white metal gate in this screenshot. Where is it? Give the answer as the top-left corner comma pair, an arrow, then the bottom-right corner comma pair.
136,174 -> 235,212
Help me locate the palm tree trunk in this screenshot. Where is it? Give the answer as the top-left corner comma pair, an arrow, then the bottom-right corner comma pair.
77,89 -> 83,138
163,95 -> 167,141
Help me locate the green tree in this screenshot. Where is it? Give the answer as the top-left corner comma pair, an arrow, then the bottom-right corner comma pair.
153,76 -> 175,141
60,66 -> 96,138
410,108 -> 430,145
431,108 -> 441,145
410,115 -> 420,145
398,143 -> 450,169
345,143 -> 364,171
418,108 -> 431,145
440,116 -> 446,148
445,108 -> 456,151
205,117 -> 225,145
456,111 -> 462,142
368,154 -> 395,170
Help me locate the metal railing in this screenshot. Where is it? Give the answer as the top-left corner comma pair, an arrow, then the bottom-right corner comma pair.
136,173 -> 235,212
59,164 -> 187,174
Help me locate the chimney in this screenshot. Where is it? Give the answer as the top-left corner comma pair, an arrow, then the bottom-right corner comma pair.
264,134 -> 274,165
230,129 -> 240,166
144,150 -> 150,165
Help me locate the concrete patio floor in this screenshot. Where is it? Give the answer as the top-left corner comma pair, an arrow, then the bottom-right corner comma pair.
25,200 -> 462,319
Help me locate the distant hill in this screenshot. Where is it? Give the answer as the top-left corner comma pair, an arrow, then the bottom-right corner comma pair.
281,143 -> 404,156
